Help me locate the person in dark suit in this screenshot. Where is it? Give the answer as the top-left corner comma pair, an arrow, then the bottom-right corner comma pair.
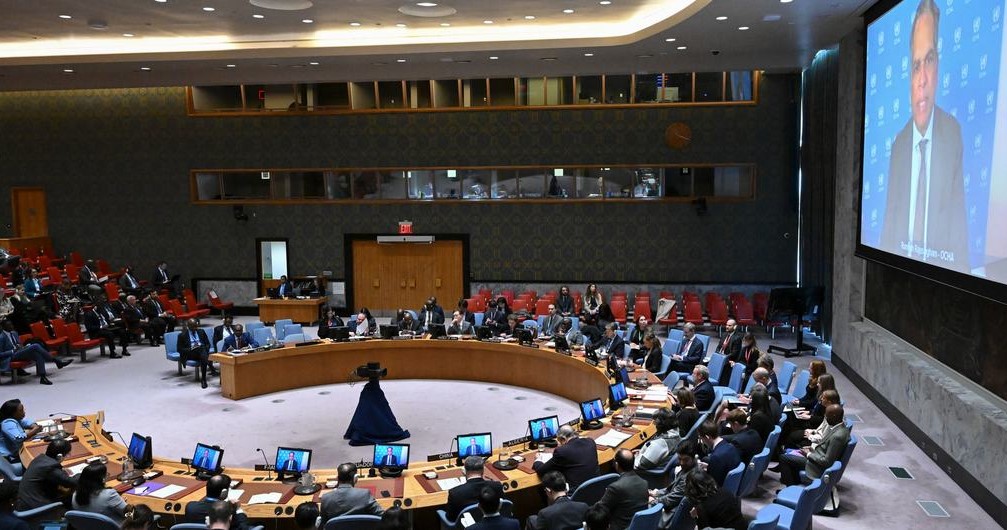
534,421 -> 555,440
118,266 -> 145,299
319,463 -> 383,522
697,421 -> 742,487
593,322 -> 626,361
721,410 -> 762,464
880,0 -> 969,272
555,286 -> 575,317
729,333 -> 760,389
276,276 -> 294,298
418,297 -> 445,330
377,447 -> 399,467
445,457 -> 504,522
447,311 -> 474,335
690,365 -> 715,412
122,295 -> 154,346
468,485 -> 518,530
396,311 -> 422,335
0,476 -> 30,530
151,261 -> 178,298
714,319 -> 742,381
15,438 -> 77,511
211,316 -> 236,347
540,304 -> 565,337
778,405 -> 851,486
143,292 -> 176,334
526,471 -> 588,530
483,299 -> 508,334
594,449 -> 648,530
460,437 -> 486,458
184,474 -> 249,530
641,334 -> 663,373
280,452 -> 300,473
221,324 -> 258,351
83,303 -> 129,358
1,320 -> 71,385
668,323 -> 705,373
77,260 -> 104,301
177,319 -> 211,388
317,307 -> 345,339
684,470 -> 747,530
456,299 -> 477,327
532,426 -> 599,492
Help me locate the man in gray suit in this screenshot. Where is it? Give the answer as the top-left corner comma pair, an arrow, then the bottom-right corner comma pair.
778,404 -> 851,486
447,311 -> 474,336
593,449 -> 648,530
881,0 -> 969,272
319,463 -> 383,523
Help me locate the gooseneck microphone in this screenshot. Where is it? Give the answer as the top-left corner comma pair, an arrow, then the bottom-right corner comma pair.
256,448 -> 273,480
49,412 -> 99,447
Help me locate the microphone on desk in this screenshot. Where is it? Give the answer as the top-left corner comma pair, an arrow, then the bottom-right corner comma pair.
49,412 -> 99,446
256,448 -> 273,480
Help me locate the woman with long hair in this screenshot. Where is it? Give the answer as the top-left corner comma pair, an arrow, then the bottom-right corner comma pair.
72,462 -> 129,523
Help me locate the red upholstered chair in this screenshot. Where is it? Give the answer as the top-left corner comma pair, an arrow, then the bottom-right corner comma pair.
38,255 -> 52,269
6,359 -> 35,384
29,323 -> 68,356
610,299 -> 628,325
169,298 -> 202,322
659,291 -> 674,299
683,300 -> 705,327
96,259 -> 121,280
734,300 -> 757,330
466,297 -> 485,312
610,291 -> 628,301
183,289 -> 210,313
103,282 -> 121,301
512,298 -> 530,314
478,288 -> 492,302
21,333 -> 58,359
573,293 -> 583,314
499,290 -> 515,307
69,251 -> 85,267
657,302 -> 678,330
753,292 -> 769,324
46,266 -> 64,285
633,299 -> 653,321
64,264 -> 80,284
65,322 -> 105,361
708,299 -> 729,334
704,291 -> 722,311
207,289 -> 235,317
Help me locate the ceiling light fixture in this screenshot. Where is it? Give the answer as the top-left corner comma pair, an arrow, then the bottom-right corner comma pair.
665,37 -> 676,42
396,23 -> 407,27
202,6 -> 215,12
122,33 -> 135,37
140,66 -> 151,71
155,0 -> 167,3
584,52 -> 594,56
600,1 -> 612,4
58,14 -> 72,19
416,2 -> 438,6
563,9 -> 574,14
524,15 -> 535,20
540,57 -> 558,61
483,20 -> 493,24
62,68 -> 74,73
738,25 -> 750,30
716,16 -> 727,21
781,0 -> 793,3
253,14 -> 265,18
349,21 -> 360,26
396,58 -> 406,62
309,61 -> 319,65
440,22 -> 450,26
489,56 -> 499,60
226,64 -> 236,67
302,18 -> 314,23
677,46 -> 687,50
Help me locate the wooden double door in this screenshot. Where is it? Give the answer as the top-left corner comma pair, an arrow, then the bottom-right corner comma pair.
351,239 -> 464,314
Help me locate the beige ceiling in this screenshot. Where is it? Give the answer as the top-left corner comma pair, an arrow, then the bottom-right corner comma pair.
0,0 -> 872,91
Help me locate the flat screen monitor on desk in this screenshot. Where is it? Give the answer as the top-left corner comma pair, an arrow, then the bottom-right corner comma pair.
330,327 -> 350,341
475,326 -> 493,340
379,325 -> 399,340
528,416 -> 560,448
580,398 -> 605,429
191,443 -> 223,478
127,433 -> 153,469
457,433 -> 492,458
275,447 -> 311,475
373,443 -> 409,469
609,381 -> 628,407
428,323 -> 446,339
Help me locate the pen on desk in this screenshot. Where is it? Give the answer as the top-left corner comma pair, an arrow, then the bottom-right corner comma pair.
135,486 -> 148,495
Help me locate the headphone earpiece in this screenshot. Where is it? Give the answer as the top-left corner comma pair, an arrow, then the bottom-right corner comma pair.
205,517 -> 210,526
314,516 -> 322,529
220,487 -> 229,499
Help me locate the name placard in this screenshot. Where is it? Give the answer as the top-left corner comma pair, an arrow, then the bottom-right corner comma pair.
426,452 -> 457,462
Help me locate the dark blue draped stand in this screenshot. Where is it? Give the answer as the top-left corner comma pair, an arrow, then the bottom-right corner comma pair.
343,379 -> 410,446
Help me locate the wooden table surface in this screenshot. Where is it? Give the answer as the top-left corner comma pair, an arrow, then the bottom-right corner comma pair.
252,297 -> 325,325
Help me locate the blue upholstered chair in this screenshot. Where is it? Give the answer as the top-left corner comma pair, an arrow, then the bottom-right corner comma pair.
322,514 -> 382,530
625,503 -> 663,530
570,473 -> 619,505
722,461 -> 746,497
274,319 -> 293,340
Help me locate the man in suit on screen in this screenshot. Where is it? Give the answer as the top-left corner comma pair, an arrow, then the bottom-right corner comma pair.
461,437 -> 485,457
281,452 -> 300,472
536,421 -> 555,440
881,0 -> 969,272
378,447 -> 398,467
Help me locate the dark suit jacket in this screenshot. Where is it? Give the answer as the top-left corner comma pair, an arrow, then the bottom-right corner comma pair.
532,437 -> 599,491
221,332 -> 258,351
176,329 -> 210,359
596,471 -> 648,530
693,380 -> 715,412
317,317 -> 345,339
541,314 -> 565,336
83,309 -> 115,337
397,318 -> 423,334
723,428 -> 762,464
445,477 -> 504,521
678,336 -> 705,365
602,334 -> 627,359
718,332 -> 743,360
469,515 -> 520,530
276,281 -> 294,297
418,306 -> 445,327
643,346 -> 664,373
705,440 -> 742,487
447,320 -> 473,335
151,267 -> 171,288
184,498 -> 249,530
806,423 -> 851,478
16,454 -> 78,510
533,496 -> 589,530
318,484 -> 383,522
77,266 -> 99,286
212,324 -> 235,346
881,107 -> 969,272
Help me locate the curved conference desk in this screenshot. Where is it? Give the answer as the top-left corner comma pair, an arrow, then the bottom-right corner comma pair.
22,339 -> 671,527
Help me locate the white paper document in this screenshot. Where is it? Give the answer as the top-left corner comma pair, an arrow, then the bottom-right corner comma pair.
227,489 -> 244,502
436,477 -> 466,490
248,492 -> 283,504
595,429 -> 634,448
149,484 -> 187,499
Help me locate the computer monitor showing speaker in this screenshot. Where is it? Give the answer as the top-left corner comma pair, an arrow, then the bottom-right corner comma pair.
373,443 -> 409,469
274,447 -> 312,478
127,433 -> 153,470
528,416 -> 560,448
456,433 -> 493,459
609,381 -> 628,408
580,398 -> 605,429
191,443 -> 223,478
379,325 -> 399,339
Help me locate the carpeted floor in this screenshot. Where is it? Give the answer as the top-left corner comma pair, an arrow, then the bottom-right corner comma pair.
9,317 -> 1001,528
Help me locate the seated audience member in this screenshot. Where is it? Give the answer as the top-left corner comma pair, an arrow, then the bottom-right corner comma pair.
0,292 -> 15,321
670,388 -> 700,439
396,311 -> 422,335
317,307 -> 345,339
667,323 -> 705,373
445,457 -> 504,522
684,470 -> 747,530
8,286 -> 45,333
1,399 -> 42,475
689,365 -> 715,412
54,281 -> 82,324
221,324 -> 258,351
778,404 -> 851,486
377,506 -> 410,530
456,299 -> 477,327
593,322 -> 626,362
784,389 -> 841,450
582,504 -> 610,530
697,421 -> 741,488
738,368 -> 782,414
794,363 -> 830,410
526,471 -> 588,530
352,312 -> 372,336
16,438 -> 77,511
555,318 -> 588,350
121,295 -> 154,346
418,297 -> 445,330
498,314 -> 523,339
118,266 -> 145,299
78,260 -> 105,301
121,504 -> 155,530
634,407 -> 680,471
594,449 -> 648,530
293,501 -> 320,530
651,440 -> 699,519
184,474 -> 248,530
782,373 -> 837,444
580,284 -> 603,326
1,320 -> 72,385
276,275 -> 294,298
715,319 -> 743,359
446,311 -> 473,336
532,425 -> 600,491
0,478 -> 29,530
756,355 -> 782,401
83,299 -> 130,358
627,316 -> 650,352
207,500 -> 235,530
540,304 -> 564,336
469,485 -> 518,530
23,270 -> 44,301
71,462 -> 128,523
319,463 -> 383,522
212,316 -> 236,347
482,300 -> 508,335
143,292 -> 176,336
744,385 -> 777,445
640,334 -> 663,373
151,261 -> 179,298
177,319 -> 211,388
729,333 -> 761,389
555,286 -> 575,317
306,276 -> 326,297
721,409 -> 762,464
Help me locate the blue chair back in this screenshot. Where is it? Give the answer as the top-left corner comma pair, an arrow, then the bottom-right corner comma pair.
13,502 -> 65,525
656,354 -> 672,378
639,453 -> 679,489
283,323 -> 303,337
625,503 -> 662,530
765,425 -> 782,454
790,478 -> 826,529
436,500 -> 513,530
624,323 -> 636,339
747,511 -> 779,530
726,363 -> 745,393
522,319 -> 540,331
667,498 -> 695,530
662,339 -> 680,356
283,333 -> 305,344
274,319 -> 294,339
811,461 -> 844,513
778,361 -> 798,394
743,373 -> 757,394
661,371 -> 681,389
707,353 -> 727,385
722,461 -> 746,497
570,473 -> 619,505
474,312 -> 485,327
164,331 -> 181,357
0,457 -> 22,480
244,321 -> 265,334
169,524 -> 208,530
322,514 -> 382,530
682,411 -> 710,441
738,448 -> 770,497
65,511 -> 120,530
568,316 -> 580,330
199,325 -> 216,352
216,339 -> 225,353
253,327 -> 274,346
668,328 -> 684,341
695,334 -> 710,352
788,370 -> 811,401
831,434 -> 858,485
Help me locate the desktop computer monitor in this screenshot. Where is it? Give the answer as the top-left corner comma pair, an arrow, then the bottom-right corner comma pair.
456,433 -> 493,459
127,433 -> 152,470
274,447 -> 312,474
373,443 -> 409,469
528,416 -> 560,443
609,381 -> 628,406
618,367 -> 631,385
331,327 -> 350,341
191,443 -> 223,475
428,323 -> 446,338
581,398 -> 605,422
379,325 -> 399,339
475,326 -> 493,340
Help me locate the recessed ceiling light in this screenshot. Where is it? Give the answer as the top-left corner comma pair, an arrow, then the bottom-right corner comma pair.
302,18 -> 313,23
155,0 -> 167,3
396,59 -> 406,62
62,68 -> 74,73
349,21 -> 360,26
253,14 -> 265,19
524,15 -> 535,20
440,22 -> 450,26
716,16 -> 728,21
416,2 -> 438,6
483,20 -> 493,24
202,6 -> 215,12
600,0 -> 611,4
396,23 -> 407,27
738,26 -> 750,30
763,14 -> 781,21
309,61 -> 319,65
781,0 -> 793,3
540,57 -> 558,61
140,67 -> 151,71
636,54 -> 653,58
665,37 -> 676,42
489,56 -> 499,60
226,64 -> 236,68
58,14 -> 72,19
583,53 -> 594,57
676,46 -> 687,50
122,33 -> 135,37
562,9 -> 574,14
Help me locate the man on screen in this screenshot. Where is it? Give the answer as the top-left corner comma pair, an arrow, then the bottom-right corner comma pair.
378,447 -> 398,467
195,448 -> 213,470
281,452 -> 300,472
536,420 -> 555,439
881,0 -> 969,272
461,437 -> 484,457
